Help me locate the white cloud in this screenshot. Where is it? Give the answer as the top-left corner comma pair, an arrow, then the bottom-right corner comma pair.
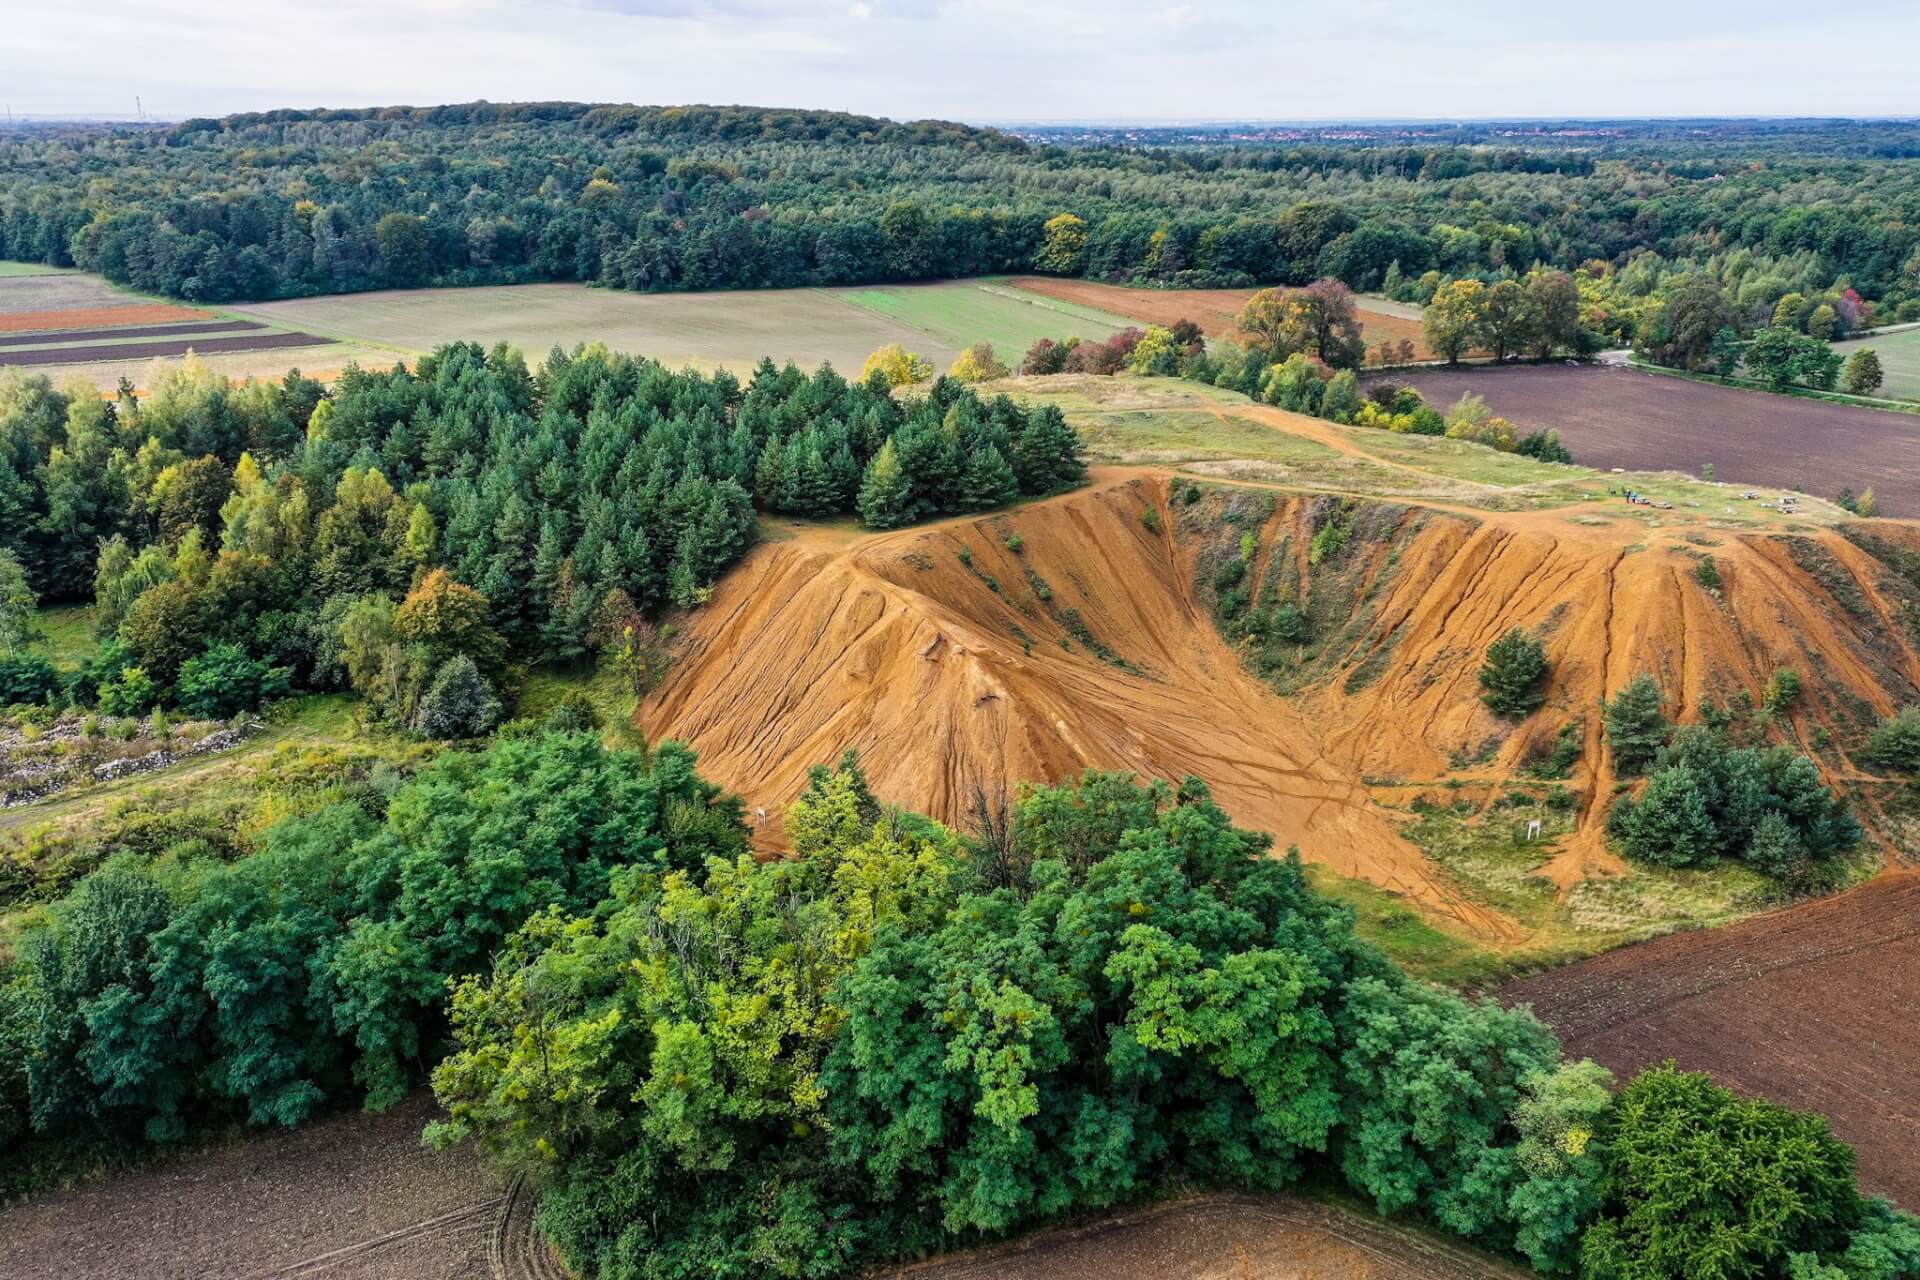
0,0 -> 1916,121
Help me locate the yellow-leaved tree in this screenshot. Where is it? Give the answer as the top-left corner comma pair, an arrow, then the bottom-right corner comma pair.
861,343 -> 933,387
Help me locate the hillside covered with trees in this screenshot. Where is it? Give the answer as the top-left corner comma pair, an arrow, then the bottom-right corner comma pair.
1,106 -> 1916,333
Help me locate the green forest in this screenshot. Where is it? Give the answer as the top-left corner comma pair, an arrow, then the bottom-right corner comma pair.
5,741 -> 1915,1280
1,106 -> 1916,332
0,346 -> 1082,737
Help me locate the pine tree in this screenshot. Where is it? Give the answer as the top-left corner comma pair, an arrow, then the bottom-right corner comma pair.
1604,673 -> 1669,774
1479,628 -> 1550,717
959,444 -> 1019,512
857,439 -> 915,529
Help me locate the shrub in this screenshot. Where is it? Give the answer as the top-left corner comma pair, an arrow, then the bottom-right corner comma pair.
1862,707 -> 1920,771
1581,1066 -> 1862,1280
175,643 -> 293,718
0,654 -> 60,706
96,666 -> 161,717
1480,629 -> 1550,717
411,655 -> 503,739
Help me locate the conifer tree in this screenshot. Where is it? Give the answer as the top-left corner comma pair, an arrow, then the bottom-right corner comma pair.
857,439 -> 914,529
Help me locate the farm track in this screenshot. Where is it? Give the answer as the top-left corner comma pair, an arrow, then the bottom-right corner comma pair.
1502,873 -> 1920,1209
883,1192 -> 1520,1279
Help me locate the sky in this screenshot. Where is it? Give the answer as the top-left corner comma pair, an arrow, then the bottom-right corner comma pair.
3,0 -> 1918,124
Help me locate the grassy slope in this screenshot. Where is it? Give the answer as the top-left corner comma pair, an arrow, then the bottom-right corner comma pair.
1834,326 -> 1920,402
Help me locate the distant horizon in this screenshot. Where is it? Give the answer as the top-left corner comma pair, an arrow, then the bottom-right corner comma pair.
7,105 -> 1920,130
6,0 -> 1918,123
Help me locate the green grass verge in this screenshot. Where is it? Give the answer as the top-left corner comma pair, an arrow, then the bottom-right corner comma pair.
1833,326 -> 1920,403
0,261 -> 74,278
1627,355 -> 1920,416
1304,863 -> 1510,987
514,660 -> 646,749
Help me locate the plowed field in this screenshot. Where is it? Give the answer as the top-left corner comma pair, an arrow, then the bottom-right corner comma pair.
1502,873 -> 1920,1209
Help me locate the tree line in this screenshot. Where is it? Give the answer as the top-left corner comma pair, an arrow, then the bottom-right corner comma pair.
1,109 -> 1915,316
4,739 -> 1914,1280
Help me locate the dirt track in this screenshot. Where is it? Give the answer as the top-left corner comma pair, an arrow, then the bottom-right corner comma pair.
1383,364 -> 1920,515
883,1194 -> 1520,1279
1502,873 -> 1920,1209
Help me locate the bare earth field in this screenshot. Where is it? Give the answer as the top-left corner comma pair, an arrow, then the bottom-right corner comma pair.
0,318 -> 267,345
1384,364 -> 1920,514
1005,277 -> 1436,359
1502,873 -> 1920,1210
0,330 -> 335,368
884,1194 -> 1520,1279
0,1095 -> 504,1280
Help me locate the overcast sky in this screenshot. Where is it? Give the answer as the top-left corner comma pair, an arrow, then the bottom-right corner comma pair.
5,0 -> 1918,123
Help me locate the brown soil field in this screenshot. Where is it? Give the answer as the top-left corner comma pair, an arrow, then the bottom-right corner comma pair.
1502,872 -> 1920,1209
0,302 -> 214,332
0,1094 -> 505,1279
883,1193 -> 1521,1279
647,469 -> 1920,939
1004,277 -> 1435,359
0,330 -> 335,368
0,318 -> 265,346
1383,365 -> 1920,515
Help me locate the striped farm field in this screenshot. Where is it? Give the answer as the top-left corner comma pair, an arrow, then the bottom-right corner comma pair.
0,330 -> 336,368
236,278 -> 1140,375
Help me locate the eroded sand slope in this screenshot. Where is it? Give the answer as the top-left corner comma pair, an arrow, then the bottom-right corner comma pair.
643,475 -> 1502,932
646,473 -> 1920,938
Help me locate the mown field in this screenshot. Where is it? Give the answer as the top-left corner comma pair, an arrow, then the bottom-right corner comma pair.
1835,326 -> 1920,402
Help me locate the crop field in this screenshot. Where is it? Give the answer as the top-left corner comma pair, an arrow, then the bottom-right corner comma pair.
0,1094 -> 504,1280
0,268 -> 346,381
1382,363 -> 1920,514
832,280 -> 1134,354
1502,874 -> 1920,1210
1834,326 -> 1920,402
234,279 -> 1135,378
1004,276 -> 1437,359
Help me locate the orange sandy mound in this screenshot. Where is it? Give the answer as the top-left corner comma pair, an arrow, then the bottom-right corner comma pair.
1204,492 -> 1920,887
1004,277 -> 1435,360
643,475 -> 1508,937
0,303 -> 212,334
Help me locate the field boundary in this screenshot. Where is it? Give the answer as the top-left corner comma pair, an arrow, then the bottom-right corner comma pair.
1626,356 -> 1920,416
